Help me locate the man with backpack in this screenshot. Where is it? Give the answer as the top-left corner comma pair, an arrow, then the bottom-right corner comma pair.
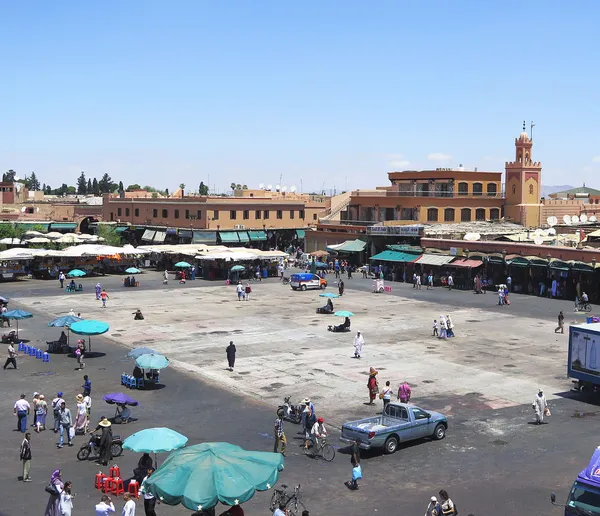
51,392 -> 64,433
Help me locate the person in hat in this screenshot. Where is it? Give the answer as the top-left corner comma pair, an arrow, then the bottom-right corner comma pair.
89,417 -> 113,465
425,496 -> 440,516
367,368 -> 379,405
353,331 -> 364,359
74,394 -> 87,434
532,388 -> 549,425
273,409 -> 286,456
36,394 -> 47,432
310,416 -> 328,452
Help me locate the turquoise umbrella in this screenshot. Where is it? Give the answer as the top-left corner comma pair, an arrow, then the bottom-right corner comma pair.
123,427 -> 188,467
67,269 -> 86,277
144,442 -> 284,511
125,267 -> 141,274
3,309 -> 33,338
136,353 -> 169,370
70,320 -> 109,352
319,292 -> 339,298
334,310 -> 354,317
230,265 -> 245,272
174,261 -> 192,268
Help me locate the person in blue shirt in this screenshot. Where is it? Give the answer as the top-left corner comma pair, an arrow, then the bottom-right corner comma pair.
83,375 -> 91,396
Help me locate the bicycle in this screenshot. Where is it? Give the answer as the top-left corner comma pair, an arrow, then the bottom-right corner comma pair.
576,302 -> 592,313
269,484 -> 307,516
304,436 -> 336,462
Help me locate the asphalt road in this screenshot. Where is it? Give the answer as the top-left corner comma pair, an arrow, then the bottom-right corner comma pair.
0,271 -> 597,516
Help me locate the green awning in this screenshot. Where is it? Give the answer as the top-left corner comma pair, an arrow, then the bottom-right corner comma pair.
370,250 -> 421,263
487,255 -> 505,264
549,259 -> 569,271
568,260 -> 595,272
192,231 -> 217,244
15,222 -> 51,231
50,223 -> 78,231
237,231 -> 249,243
328,239 -> 367,253
115,226 -> 129,233
219,232 -> 240,243
296,229 -> 306,239
248,231 -> 267,241
507,257 -> 530,267
524,256 -> 548,267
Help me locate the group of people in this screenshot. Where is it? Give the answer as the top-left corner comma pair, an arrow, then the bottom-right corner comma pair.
366,367 -> 412,407
432,315 -> 455,339
95,283 -> 110,307
424,490 -> 460,516
236,281 -> 252,300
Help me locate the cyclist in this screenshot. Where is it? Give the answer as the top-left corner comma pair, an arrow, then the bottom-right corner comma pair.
311,417 -> 328,451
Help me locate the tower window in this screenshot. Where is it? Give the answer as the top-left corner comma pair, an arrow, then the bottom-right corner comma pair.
444,208 -> 455,222
472,183 -> 483,196
486,183 -> 497,197
427,208 -> 438,222
461,208 -> 471,222
475,208 -> 486,221
512,185 -> 516,195
529,184 -> 534,195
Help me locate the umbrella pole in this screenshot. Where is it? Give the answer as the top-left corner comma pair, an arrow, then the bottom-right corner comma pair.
16,320 -> 19,340
89,336 -> 92,353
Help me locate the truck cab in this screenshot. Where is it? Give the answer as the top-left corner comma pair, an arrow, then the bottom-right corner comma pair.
552,447 -> 600,515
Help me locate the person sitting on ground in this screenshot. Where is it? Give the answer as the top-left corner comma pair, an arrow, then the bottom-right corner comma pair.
115,403 -> 131,424
68,279 -> 76,290
318,298 -> 334,314
132,309 -> 144,320
124,276 -> 131,287
330,316 -> 351,332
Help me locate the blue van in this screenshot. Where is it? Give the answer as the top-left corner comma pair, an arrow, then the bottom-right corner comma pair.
290,273 -> 327,291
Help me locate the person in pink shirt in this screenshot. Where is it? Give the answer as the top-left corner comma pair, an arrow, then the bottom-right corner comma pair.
397,381 -> 411,403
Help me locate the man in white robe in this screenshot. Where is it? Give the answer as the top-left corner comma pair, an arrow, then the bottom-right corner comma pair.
353,331 -> 364,359
533,388 -> 548,425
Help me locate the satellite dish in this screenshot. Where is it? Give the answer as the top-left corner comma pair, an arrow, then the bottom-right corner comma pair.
572,215 -> 580,224
533,237 -> 544,246
547,216 -> 558,227
290,185 -> 297,192
563,215 -> 572,225
20,207 -> 26,212
281,186 -> 287,192
275,185 -> 280,191
548,228 -> 556,235
581,214 -> 588,223
590,216 -> 598,222
259,183 -> 264,189
267,184 -> 272,191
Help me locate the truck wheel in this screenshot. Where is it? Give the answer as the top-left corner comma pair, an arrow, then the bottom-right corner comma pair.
433,424 -> 446,440
384,436 -> 398,454
301,285 -> 307,291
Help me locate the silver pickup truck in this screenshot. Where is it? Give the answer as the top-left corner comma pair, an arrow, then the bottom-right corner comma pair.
340,402 -> 448,454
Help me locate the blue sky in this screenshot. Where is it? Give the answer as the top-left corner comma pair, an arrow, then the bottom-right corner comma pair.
3,1 -> 600,193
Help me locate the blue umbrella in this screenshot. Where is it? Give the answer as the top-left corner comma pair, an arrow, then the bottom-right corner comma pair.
136,353 -> 169,370
70,320 -> 109,352
67,269 -> 86,277
127,347 -> 157,359
48,314 -> 83,346
334,310 -> 354,317
103,393 -> 139,406
125,267 -> 141,274
3,309 -> 33,338
319,292 -> 339,298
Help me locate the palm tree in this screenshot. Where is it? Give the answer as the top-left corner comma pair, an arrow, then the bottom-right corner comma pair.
230,182 -> 236,193
179,183 -> 185,197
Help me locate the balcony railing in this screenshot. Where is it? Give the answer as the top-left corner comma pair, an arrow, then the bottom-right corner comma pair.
352,190 -> 505,198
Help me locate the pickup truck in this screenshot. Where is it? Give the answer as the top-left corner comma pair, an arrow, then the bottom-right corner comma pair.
340,402 -> 448,454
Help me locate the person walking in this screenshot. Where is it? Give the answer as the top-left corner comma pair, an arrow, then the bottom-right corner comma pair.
273,409 -> 286,456
439,315 -> 447,339
76,342 -> 85,370
438,489 -> 456,515
353,331 -> 364,359
3,341 -> 18,369
367,367 -> 379,405
397,381 -> 412,403
226,341 -> 236,371
52,392 -> 65,433
95,494 -> 116,515
20,432 -> 32,481
532,388 -> 549,425
447,274 -> 454,291
122,492 -> 136,516
74,394 -> 88,434
14,394 -> 30,433
83,374 -> 92,396
416,274 -> 422,290
58,271 -> 65,289
236,282 -> 244,301
446,315 -> 455,338
163,270 -> 169,285
555,311 -> 565,334
45,469 -> 64,516
60,481 -> 74,516
381,381 -> 392,410
244,282 -> 251,301
141,469 -> 158,516
345,438 -> 361,490
57,401 -> 73,448
97,418 -> 113,466
506,275 -> 512,292
100,289 -> 109,308
36,394 -> 48,432
338,279 -> 345,296
95,282 -> 102,300
427,273 -> 434,290
432,320 -> 438,337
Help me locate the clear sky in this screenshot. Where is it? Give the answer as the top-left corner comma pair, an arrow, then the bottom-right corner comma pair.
3,1 -> 600,194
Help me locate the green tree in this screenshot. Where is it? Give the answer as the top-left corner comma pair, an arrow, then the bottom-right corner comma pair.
98,173 -> 113,193
45,185 -> 52,195
77,171 -> 87,194
0,223 -> 15,239
3,170 -> 16,182
198,181 -> 209,195
242,184 -> 248,189
230,182 -> 236,192
179,183 -> 185,196
92,178 -> 100,195
151,192 -> 158,199
66,186 -> 76,194
126,184 -> 141,192
87,178 -> 92,192
143,185 -> 156,192
118,181 -> 124,192
97,224 -> 122,246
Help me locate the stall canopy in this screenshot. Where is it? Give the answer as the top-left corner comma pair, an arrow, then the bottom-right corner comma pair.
192,231 -> 217,244
524,256 -> 548,267
415,254 -> 455,266
549,258 -> 569,271
153,231 -> 167,243
248,231 -> 267,241
506,255 -> 530,267
237,232 -> 250,243
219,232 -> 240,243
142,230 -> 156,242
448,259 -> 482,268
568,260 -> 595,272
50,223 -> 78,232
370,250 -> 420,263
327,239 -> 367,253
296,229 -> 306,239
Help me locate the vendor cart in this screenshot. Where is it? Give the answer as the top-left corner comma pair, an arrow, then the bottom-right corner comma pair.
372,279 -> 385,293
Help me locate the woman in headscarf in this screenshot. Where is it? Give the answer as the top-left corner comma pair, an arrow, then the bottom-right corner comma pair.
446,315 -> 455,338
439,315 -> 447,339
95,282 -> 102,300
44,469 -> 63,516
367,367 -> 379,405
36,394 -> 48,432
74,394 -> 87,434
98,418 -> 113,466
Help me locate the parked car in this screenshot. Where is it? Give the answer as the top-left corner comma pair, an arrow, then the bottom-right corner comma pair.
340,402 -> 448,454
290,273 -> 327,291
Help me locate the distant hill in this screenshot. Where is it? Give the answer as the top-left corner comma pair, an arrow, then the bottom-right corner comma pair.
541,185 -> 574,198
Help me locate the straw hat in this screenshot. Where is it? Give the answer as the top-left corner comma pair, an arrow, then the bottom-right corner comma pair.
303,398 -> 311,404
99,419 -> 112,428
369,367 -> 378,376
76,394 -> 84,402
39,394 -> 44,400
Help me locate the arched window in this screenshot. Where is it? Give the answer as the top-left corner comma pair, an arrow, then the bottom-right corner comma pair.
472,183 -> 483,196
512,185 -> 516,194
475,208 -> 486,221
529,184 -> 534,195
461,208 -> 471,221
444,208 -> 455,222
489,208 -> 500,220
487,183 -> 497,196
427,208 -> 438,222
458,182 -> 468,196
525,153 -> 529,162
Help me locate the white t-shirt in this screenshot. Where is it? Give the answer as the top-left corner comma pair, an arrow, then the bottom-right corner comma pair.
95,501 -> 116,515
14,399 -> 30,412
311,422 -> 327,437
273,509 -> 286,516
84,395 -> 92,411
236,284 -> 243,293
121,499 -> 136,516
